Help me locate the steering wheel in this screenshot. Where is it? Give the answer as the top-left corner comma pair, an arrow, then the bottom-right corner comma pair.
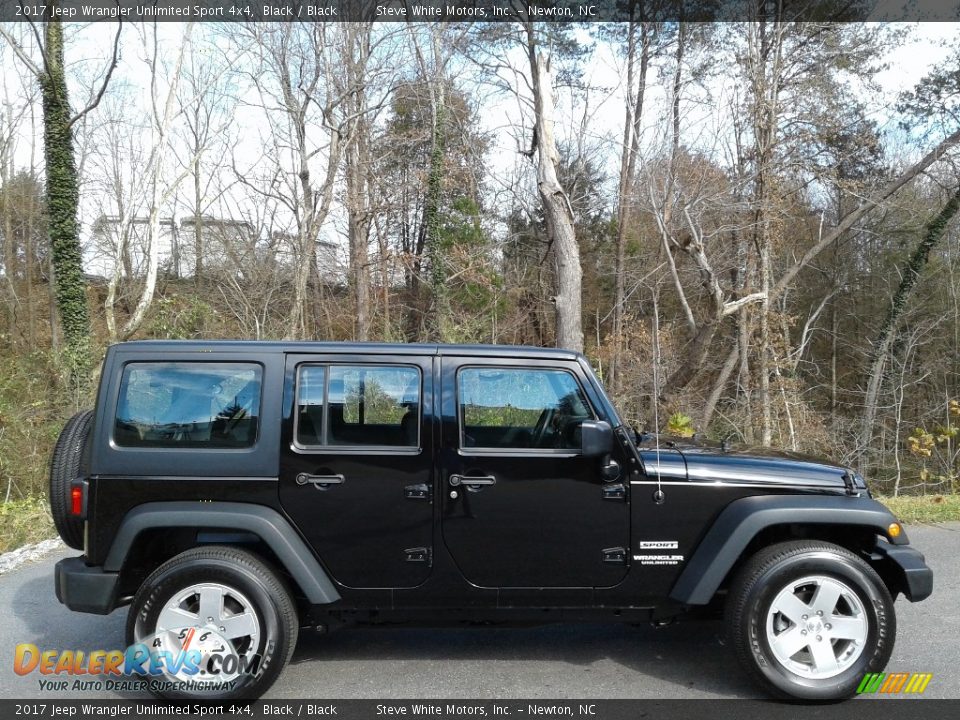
531,408 -> 555,448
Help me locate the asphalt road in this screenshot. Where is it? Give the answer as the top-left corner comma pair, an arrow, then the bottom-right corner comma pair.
1,523 -> 957,700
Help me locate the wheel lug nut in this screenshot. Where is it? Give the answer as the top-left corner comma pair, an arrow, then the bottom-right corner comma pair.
825,623 -> 832,630
802,615 -> 808,620
219,626 -> 225,632
801,630 -> 807,635
817,610 -> 823,616
816,635 -> 822,642
207,617 -> 214,622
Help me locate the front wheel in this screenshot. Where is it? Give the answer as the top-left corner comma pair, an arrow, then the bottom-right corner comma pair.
726,540 -> 895,701
126,546 -> 298,700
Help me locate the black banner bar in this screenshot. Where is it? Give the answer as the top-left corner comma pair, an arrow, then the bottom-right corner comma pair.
2,700 -> 958,720
0,0 -> 958,23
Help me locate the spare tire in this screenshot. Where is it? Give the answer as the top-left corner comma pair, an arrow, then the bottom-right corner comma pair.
49,410 -> 93,550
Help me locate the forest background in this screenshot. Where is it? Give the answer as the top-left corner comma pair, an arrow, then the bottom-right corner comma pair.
3,9 -> 960,549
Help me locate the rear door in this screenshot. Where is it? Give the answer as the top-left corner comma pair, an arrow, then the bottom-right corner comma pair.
279,354 -> 434,589
440,358 -> 630,589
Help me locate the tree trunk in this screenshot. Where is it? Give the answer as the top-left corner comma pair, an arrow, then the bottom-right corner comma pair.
738,304 -> 755,443
1,171 -> 18,332
25,188 -> 37,346
859,185 -> 960,468
344,23 -> 372,342
702,345 -> 738,429
346,128 -> 371,341
747,19 -> 784,448
526,26 -> 583,353
830,301 -> 838,430
42,11 -> 91,390
122,24 -> 194,340
193,166 -> 203,284
423,79 -> 447,342
759,238 -> 773,446
611,21 -> 650,390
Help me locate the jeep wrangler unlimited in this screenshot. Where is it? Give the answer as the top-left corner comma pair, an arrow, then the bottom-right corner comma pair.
51,341 -> 932,701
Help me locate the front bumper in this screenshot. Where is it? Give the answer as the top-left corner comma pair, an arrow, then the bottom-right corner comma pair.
870,542 -> 933,602
55,556 -> 120,615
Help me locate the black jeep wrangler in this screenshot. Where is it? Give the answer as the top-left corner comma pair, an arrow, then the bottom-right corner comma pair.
51,341 -> 931,701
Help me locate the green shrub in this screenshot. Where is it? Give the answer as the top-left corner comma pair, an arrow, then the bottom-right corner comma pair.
0,495 -> 55,553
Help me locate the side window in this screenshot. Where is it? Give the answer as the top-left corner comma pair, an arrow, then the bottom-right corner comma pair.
114,362 -> 262,448
458,367 -> 593,450
295,365 -> 420,448
295,366 -> 327,446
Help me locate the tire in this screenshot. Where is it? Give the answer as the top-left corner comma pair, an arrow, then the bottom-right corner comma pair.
49,410 -> 93,550
126,546 -> 299,701
725,540 -> 895,701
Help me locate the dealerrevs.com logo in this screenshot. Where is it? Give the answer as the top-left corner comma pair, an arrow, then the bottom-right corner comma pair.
14,628 -> 261,694
857,672 -> 934,695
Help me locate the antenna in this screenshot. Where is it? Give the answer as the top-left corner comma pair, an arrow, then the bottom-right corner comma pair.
651,288 -> 664,505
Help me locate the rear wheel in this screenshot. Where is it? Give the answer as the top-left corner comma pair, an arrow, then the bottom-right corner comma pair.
49,410 -> 93,550
726,540 -> 895,700
126,546 -> 298,700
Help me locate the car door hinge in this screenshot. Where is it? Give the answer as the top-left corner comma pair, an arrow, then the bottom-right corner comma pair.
404,547 -> 432,565
602,547 -> 627,564
602,483 -> 626,500
404,483 -> 432,500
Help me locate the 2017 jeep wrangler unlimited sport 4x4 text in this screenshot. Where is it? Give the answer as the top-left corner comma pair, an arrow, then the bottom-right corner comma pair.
50,341 -> 932,701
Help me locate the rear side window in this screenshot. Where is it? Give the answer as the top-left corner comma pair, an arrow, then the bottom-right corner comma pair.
295,365 -> 420,448
114,362 -> 262,448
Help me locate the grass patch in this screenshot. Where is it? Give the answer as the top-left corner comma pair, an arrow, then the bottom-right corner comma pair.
0,495 -> 56,553
876,494 -> 960,524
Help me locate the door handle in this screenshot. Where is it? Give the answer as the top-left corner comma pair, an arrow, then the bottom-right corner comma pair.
296,473 -> 345,488
449,474 -> 496,487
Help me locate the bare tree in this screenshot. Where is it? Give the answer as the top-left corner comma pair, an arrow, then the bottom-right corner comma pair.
101,23 -> 197,341
522,20 -> 583,353
609,19 -> 654,390
235,23 -> 371,340
341,22 -> 391,342
174,37 -> 237,286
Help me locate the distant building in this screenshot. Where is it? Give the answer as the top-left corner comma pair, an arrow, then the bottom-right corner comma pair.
85,215 -> 340,283
268,229 -> 340,285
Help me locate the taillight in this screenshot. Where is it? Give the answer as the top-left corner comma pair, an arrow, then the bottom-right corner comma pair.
70,486 -> 83,516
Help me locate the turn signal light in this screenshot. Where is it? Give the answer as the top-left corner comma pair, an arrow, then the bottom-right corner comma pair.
888,522 -> 902,539
70,486 -> 83,516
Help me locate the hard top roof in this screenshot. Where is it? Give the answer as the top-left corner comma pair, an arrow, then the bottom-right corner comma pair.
111,340 -> 583,361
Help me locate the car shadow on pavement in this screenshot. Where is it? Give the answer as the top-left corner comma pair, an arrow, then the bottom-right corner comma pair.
12,567 -> 758,699
291,620 -> 760,699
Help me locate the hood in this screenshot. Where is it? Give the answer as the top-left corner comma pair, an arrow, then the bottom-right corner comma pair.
636,435 -> 864,492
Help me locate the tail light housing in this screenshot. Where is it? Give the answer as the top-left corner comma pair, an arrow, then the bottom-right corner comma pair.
69,479 -> 87,518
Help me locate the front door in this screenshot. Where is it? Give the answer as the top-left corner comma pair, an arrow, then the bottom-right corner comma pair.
440,359 -> 630,589
279,355 -> 434,589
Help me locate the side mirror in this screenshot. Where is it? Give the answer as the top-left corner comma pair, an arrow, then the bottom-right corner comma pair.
580,420 -> 613,458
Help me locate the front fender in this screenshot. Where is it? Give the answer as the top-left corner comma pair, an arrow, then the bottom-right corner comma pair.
669,494 -> 905,605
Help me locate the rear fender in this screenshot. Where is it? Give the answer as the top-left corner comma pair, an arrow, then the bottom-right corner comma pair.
106,501 -> 340,605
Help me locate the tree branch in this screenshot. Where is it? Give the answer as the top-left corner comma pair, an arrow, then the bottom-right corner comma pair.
0,24 -> 42,78
722,291 -> 767,316
771,126 -> 960,300
68,19 -> 123,130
